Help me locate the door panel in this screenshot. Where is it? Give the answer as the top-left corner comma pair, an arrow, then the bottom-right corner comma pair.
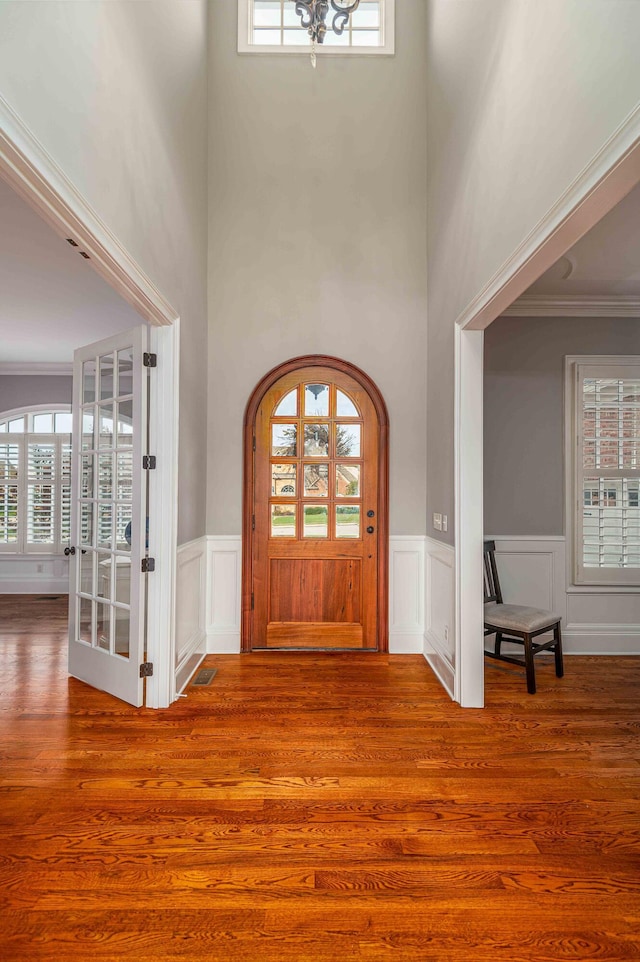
246,360 -> 388,651
68,326 -> 147,706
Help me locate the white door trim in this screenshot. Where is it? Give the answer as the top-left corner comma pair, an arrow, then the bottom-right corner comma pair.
453,101 -> 640,709
0,93 -> 180,709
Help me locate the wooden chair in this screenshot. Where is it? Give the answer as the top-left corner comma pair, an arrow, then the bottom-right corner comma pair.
483,540 -> 564,694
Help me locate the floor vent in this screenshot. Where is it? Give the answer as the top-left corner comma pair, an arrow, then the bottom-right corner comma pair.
192,668 -> 218,687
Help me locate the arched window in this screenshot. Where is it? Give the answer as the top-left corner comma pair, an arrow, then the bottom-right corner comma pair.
0,405 -> 72,554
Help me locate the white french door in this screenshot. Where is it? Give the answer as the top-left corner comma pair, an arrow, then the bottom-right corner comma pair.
68,326 -> 149,706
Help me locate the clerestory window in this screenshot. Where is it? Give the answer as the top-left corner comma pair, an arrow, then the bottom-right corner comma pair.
238,1 -> 394,55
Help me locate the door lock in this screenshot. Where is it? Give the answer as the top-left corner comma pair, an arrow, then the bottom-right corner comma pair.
366,526 -> 375,534
64,546 -> 76,556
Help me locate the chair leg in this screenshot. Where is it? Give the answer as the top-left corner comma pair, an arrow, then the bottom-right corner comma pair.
524,634 -> 536,694
495,631 -> 503,658
554,623 -> 564,678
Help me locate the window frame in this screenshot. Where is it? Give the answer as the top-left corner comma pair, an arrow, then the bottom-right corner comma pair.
565,356 -> 640,587
0,404 -> 72,555
238,0 -> 395,56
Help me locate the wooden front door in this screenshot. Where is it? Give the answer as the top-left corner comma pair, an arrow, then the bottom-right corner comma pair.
243,357 -> 388,651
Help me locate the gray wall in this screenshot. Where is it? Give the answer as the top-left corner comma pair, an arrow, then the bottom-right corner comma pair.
484,316 -> 640,536
426,0 -> 640,545
0,1 -> 209,544
0,375 -> 72,413
206,0 -> 428,536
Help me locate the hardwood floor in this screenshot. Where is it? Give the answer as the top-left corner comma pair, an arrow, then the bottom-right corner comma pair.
1,594 -> 639,961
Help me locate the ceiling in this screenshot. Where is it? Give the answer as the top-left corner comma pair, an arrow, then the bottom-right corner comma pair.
528,180 -> 640,297
0,176 -> 141,366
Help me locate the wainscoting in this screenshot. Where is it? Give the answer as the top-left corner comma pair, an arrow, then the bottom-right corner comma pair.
200,535 -> 431,656
174,538 -> 207,694
489,536 -> 640,654
0,555 -> 69,594
424,537 -> 456,697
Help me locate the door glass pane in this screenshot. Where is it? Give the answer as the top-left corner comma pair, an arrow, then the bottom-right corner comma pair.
97,602 -> 111,651
83,360 -> 96,404
98,553 -> 114,602
272,424 -> 297,457
337,423 -> 361,457
116,504 -> 132,551
81,454 -> 94,499
271,504 -> 296,537
336,505 -> 360,538
272,463 -> 296,496
336,390 -> 358,417
304,384 -> 329,417
304,464 -> 329,497
304,424 -> 329,457
114,557 -> 132,608
303,504 -> 328,538
116,400 -> 133,444
82,412 -> 95,451
116,451 -> 133,502
80,549 -> 95,597
98,453 -> 113,499
98,405 -> 114,447
97,502 -> 113,548
80,502 -> 94,546
78,596 -> 94,644
336,464 -> 360,497
99,353 -> 115,401
274,389 -> 297,417
114,604 -> 130,659
117,347 -> 134,398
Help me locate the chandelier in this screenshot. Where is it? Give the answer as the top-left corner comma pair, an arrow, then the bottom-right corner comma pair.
294,1 -> 362,45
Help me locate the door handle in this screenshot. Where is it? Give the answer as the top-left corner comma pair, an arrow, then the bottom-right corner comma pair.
64,546 -> 76,556
366,526 -> 375,534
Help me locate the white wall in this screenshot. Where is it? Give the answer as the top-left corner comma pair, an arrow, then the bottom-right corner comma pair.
0,0 -> 209,544
206,0 -> 428,537
484,316 -> 640,535
426,0 -> 640,545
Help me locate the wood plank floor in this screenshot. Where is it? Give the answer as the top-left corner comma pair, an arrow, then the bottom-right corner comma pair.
0,594 -> 639,961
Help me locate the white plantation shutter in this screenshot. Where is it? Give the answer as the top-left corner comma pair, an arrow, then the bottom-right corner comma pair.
0,408 -> 72,554
0,441 -> 20,548
574,362 -> 640,585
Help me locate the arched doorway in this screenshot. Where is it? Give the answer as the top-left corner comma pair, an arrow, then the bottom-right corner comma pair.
243,356 -> 389,652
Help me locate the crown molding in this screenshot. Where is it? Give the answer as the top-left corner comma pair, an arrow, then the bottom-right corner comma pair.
456,100 -> 640,330
0,94 -> 178,329
502,294 -> 640,317
0,362 -> 73,376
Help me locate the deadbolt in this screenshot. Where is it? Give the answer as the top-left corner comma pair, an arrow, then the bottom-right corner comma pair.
366,526 -> 375,534
367,510 -> 375,518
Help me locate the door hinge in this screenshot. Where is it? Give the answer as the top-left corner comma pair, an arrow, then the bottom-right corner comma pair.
251,592 -> 254,610
143,352 -> 157,368
142,455 -> 156,470
141,557 -> 155,573
139,662 -> 154,678
252,514 -> 255,530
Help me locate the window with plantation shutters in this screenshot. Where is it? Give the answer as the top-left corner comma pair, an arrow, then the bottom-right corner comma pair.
0,408 -> 72,554
567,358 -> 640,586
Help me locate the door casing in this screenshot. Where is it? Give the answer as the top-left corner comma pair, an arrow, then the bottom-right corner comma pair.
243,355 -> 389,653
